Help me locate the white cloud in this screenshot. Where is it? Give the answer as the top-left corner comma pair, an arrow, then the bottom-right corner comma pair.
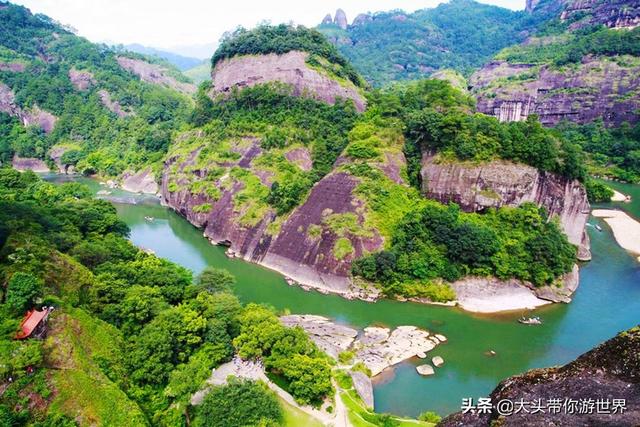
12,0 -> 525,58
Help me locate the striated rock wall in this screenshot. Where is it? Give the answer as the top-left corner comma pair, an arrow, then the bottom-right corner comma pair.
561,0 -> 640,29
210,51 -> 366,112
421,154 -> 591,260
0,82 -> 57,133
116,56 -> 196,94
472,58 -> 640,127
441,325 -> 640,426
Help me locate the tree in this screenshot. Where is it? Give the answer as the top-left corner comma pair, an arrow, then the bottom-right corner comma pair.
193,378 -> 283,427
195,267 -> 235,294
5,272 -> 42,315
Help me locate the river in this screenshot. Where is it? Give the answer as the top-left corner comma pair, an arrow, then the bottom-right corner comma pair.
47,175 -> 640,418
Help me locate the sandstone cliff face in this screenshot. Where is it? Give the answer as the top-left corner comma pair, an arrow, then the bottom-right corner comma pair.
421,153 -> 591,260
162,135 -> 386,299
68,68 -> 95,91
0,82 -> 57,133
561,0 -> 640,29
116,56 -> 196,94
210,51 -> 366,112
471,57 -> 640,127
441,325 -> 640,426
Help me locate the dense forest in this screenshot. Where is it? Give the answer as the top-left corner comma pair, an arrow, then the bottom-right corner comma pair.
0,3 -> 192,176
317,0 -> 557,86
0,170 -> 335,426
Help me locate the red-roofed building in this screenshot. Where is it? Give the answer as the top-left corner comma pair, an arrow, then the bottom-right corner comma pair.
15,307 -> 53,340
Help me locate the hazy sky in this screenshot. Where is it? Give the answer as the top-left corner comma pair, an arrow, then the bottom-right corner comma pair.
13,0 -> 526,58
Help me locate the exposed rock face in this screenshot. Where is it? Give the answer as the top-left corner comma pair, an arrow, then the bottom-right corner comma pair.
421,154 -> 591,260
49,146 -> 74,174
334,9 -> 348,29
121,168 -> 158,194
98,90 -> 131,118
0,62 -> 26,72
116,56 -> 196,94
210,51 -> 366,112
162,139 -> 380,298
349,371 -> 374,408
471,57 -> 640,127
284,147 -> 313,171
525,0 -> 541,13
0,82 -> 57,133
321,13 -> 333,25
68,68 -> 95,91
440,325 -> 640,426
12,155 -> 49,172
451,264 -> 580,313
352,13 -> 372,26
561,0 -> 640,29
280,315 -> 443,377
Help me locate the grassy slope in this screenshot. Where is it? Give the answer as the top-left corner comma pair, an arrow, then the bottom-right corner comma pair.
183,60 -> 211,84
44,308 -> 148,426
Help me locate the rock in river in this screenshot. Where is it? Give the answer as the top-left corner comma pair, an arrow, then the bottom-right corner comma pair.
416,364 -> 435,376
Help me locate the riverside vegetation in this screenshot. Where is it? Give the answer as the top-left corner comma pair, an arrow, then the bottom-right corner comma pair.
2,0 -> 640,425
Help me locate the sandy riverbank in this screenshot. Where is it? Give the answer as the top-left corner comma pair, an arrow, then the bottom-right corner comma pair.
592,209 -> 640,257
611,189 -> 631,202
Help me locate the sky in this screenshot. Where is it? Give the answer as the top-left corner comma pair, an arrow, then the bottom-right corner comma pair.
13,0 -> 526,59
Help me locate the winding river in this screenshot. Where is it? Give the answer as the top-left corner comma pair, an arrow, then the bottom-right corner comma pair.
48,175 -> 640,417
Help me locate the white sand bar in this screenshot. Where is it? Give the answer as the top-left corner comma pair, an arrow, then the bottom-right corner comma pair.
592,209 -> 640,256
610,189 -> 629,202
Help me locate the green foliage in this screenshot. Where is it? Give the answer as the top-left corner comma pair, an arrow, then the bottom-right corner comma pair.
334,237 -> 355,260
5,272 -> 43,315
497,26 -> 640,67
558,120 -> 640,183
585,180 -> 614,203
406,111 -> 586,181
196,267 -> 236,294
353,202 -> 576,291
338,350 -> 355,364
193,378 -> 283,427
233,304 -> 333,405
0,3 -> 191,177
318,0 -> 539,86
418,411 -> 442,423
213,24 -> 364,87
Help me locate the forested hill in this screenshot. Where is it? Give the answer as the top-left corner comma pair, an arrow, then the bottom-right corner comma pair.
317,0 -> 556,86
0,2 -> 194,177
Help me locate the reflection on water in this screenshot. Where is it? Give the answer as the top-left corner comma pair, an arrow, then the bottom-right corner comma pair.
46,174 -> 640,417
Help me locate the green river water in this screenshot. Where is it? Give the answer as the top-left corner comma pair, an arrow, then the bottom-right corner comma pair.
48,175 -> 640,418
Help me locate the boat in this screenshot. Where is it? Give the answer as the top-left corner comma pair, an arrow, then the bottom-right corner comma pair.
595,224 -> 602,231
518,316 -> 542,325
144,216 -> 154,221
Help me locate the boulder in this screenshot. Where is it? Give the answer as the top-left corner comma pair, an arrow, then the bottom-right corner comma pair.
416,364 -> 435,376
349,371 -> 374,409
432,356 -> 444,367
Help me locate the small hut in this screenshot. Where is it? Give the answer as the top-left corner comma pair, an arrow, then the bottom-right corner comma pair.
15,307 -> 54,340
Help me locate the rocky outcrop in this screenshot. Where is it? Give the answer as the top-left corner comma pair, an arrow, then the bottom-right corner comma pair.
116,56 -> 196,94
210,51 -> 366,112
440,325 -> 640,426
561,0 -> 640,29
421,154 -> 591,260
349,371 -> 374,408
49,146 -> 75,174
12,155 -> 49,172
0,82 -> 57,133
280,315 -> 444,377
352,13 -> 373,26
321,14 -> 333,25
451,264 -> 580,313
121,168 -> 158,194
471,57 -> 640,127
0,62 -> 26,72
68,68 -> 95,91
334,9 -> 348,30
98,90 -> 131,118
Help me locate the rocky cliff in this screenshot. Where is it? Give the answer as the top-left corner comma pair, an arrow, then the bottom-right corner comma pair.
161,135 -> 384,299
440,325 -> 640,426
209,51 -> 366,112
471,56 -> 640,127
0,82 -> 57,133
421,153 -> 591,260
116,56 -> 196,94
